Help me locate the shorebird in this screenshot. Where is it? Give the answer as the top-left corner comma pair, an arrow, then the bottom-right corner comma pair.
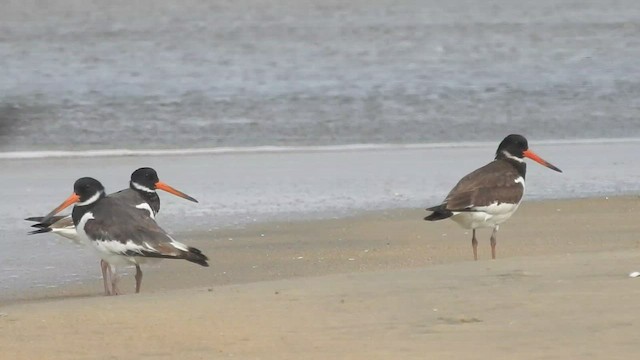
27,168 -> 199,295
424,134 -> 562,260
39,177 -> 208,295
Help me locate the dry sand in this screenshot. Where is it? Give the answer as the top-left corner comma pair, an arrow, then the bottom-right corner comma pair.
1,196 -> 639,359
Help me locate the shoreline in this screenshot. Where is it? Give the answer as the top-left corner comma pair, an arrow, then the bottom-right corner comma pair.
4,137 -> 640,159
0,195 -> 639,358
3,195 -> 638,305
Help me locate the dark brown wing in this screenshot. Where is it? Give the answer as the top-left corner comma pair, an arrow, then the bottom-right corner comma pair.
83,197 -> 208,266
109,188 -> 160,215
442,160 -> 524,211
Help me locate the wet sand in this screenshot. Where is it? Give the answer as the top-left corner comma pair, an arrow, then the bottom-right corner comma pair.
4,139 -> 640,291
1,196 -> 639,359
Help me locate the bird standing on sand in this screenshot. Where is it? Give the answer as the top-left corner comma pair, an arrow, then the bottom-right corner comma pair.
424,134 -> 562,260
30,169 -> 201,295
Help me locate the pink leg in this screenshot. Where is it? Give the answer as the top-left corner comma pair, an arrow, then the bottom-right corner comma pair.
135,265 -> 143,293
111,268 -> 121,295
100,260 -> 111,296
472,229 -> 478,261
490,227 -> 498,260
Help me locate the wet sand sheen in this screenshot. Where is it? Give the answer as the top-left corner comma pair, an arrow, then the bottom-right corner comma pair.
1,196 -> 639,359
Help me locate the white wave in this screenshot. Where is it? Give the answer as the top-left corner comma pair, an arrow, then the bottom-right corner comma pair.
2,138 -> 640,160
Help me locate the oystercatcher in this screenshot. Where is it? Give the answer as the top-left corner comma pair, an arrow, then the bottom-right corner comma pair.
28,168 -> 199,294
39,177 -> 208,295
424,134 -> 562,260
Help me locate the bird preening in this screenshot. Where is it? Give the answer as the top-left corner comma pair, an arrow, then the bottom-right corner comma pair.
424,134 -> 562,260
27,168 -> 207,296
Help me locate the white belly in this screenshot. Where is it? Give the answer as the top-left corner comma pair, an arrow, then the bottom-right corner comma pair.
51,227 -> 86,246
92,241 -> 157,267
76,212 -> 160,267
450,201 -> 520,229
74,212 -> 122,264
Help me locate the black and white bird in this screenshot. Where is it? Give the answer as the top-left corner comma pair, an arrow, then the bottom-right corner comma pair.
31,169 -> 201,295
424,134 -> 562,260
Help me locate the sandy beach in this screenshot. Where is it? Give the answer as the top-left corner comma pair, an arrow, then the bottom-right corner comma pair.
1,196 -> 639,359
2,0 -> 640,358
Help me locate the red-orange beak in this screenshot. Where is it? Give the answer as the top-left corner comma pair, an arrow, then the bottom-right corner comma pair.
41,193 -> 80,223
155,181 -> 198,203
523,149 -> 562,173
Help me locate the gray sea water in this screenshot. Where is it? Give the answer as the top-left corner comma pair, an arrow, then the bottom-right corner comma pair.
2,0 -> 640,152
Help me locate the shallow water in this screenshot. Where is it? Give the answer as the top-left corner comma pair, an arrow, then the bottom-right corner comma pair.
2,0 -> 640,151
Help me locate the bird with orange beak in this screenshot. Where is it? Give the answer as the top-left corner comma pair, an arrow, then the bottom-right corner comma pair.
30,168 -> 202,295
425,134 -> 562,260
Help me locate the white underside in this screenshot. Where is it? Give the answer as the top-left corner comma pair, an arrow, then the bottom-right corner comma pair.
50,227 -> 85,246
449,176 -> 525,229
449,201 -> 521,229
97,250 -> 158,267
75,212 -> 130,266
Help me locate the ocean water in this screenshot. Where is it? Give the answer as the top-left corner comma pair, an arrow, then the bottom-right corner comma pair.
2,0 -> 640,151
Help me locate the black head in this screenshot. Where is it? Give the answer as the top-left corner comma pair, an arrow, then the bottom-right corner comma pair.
495,134 -> 562,173
129,167 -> 198,203
130,167 -> 160,191
496,134 -> 529,159
73,177 -> 106,204
40,177 -> 106,224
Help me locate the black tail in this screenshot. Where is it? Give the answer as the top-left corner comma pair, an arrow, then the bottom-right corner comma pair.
185,246 -> 209,267
424,204 -> 453,221
28,227 -> 53,235
25,215 -> 67,228
126,245 -> 209,266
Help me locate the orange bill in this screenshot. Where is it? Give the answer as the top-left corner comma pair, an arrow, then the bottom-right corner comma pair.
41,193 -> 80,224
523,149 -> 562,173
155,181 -> 199,203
